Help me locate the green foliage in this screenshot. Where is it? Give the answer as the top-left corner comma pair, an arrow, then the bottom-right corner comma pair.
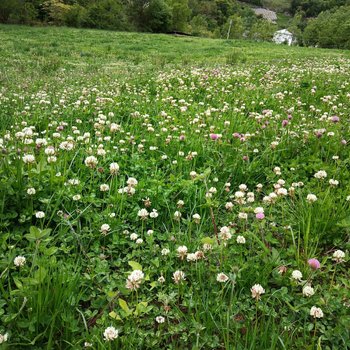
0,0 -> 38,24
82,0 -> 129,31
262,0 -> 291,12
145,0 -> 172,33
303,5 -> 350,49
222,15 -> 245,39
291,0 -> 350,16
249,18 -> 276,40
169,0 -> 191,32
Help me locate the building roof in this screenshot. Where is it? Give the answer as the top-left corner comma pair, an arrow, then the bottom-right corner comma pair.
253,8 -> 277,22
275,29 -> 293,35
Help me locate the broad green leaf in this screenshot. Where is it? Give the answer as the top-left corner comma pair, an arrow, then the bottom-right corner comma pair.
201,237 -> 215,245
118,298 -> 131,314
109,311 -> 122,320
128,261 -> 142,271
150,281 -> 158,289
34,267 -> 47,283
44,246 -> 58,256
13,277 -> 23,289
151,258 -> 159,268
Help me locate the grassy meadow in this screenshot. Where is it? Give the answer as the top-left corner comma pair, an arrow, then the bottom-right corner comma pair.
0,25 -> 349,349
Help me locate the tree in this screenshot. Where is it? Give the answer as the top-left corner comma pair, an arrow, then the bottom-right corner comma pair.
249,18 -> 276,41
145,0 -> 172,32
83,0 -> 129,30
303,5 -> 350,49
169,0 -> 191,32
222,14 -> 244,39
288,10 -> 306,45
0,0 -> 37,24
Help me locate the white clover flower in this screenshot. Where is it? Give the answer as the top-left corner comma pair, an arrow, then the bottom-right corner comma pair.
14,256 -> 26,267
35,211 -> 45,219
161,248 -> 170,256
73,194 -> 81,201
209,187 -> 217,194
173,270 -> 186,284
47,156 -> 57,163
219,226 -> 232,241
291,270 -> 303,281
84,156 -> 98,168
192,213 -> 201,223
127,177 -> 138,187
190,171 -> 197,179
174,211 -> 182,220
203,243 -> 212,251
303,285 -> 315,297
0,333 -> 8,344
236,235 -> 246,244
239,184 -> 247,191
103,326 -> 119,341
238,212 -> 248,220
225,202 -> 234,211
109,162 -> 120,175
138,209 -> 149,220
314,170 -> 327,179
310,306 -> 324,318
126,270 -> 144,290
158,276 -> 165,283
277,188 -> 288,196
100,184 -> 110,192
68,179 -> 80,186
155,316 -> 165,324
100,224 -> 110,235
22,154 -> 35,164
332,250 -> 345,263
44,146 -> 55,155
186,253 -> 198,262
136,238 -> 143,245
27,187 -> 36,195
251,284 -> 265,300
217,273 -> 229,283
329,179 -> 339,186
84,342 -> 93,348
130,233 -> 138,241
177,200 -> 184,208
177,245 -> 188,259
307,194 -> 317,203
254,207 -> 264,214
273,167 -> 281,175
146,230 -> 153,236
150,209 -> 159,218
235,191 -> 245,198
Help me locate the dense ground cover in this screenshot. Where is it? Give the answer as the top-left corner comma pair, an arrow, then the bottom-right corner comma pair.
0,25 -> 349,349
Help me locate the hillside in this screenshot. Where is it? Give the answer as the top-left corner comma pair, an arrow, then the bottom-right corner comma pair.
1,24 -> 349,93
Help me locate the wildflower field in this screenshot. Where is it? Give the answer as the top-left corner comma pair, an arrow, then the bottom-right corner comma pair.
0,25 -> 350,349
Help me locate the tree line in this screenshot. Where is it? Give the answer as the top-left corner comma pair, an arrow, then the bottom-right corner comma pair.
0,0 -> 277,40
0,0 -> 349,49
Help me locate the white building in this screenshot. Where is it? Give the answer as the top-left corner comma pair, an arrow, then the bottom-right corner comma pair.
273,29 -> 294,46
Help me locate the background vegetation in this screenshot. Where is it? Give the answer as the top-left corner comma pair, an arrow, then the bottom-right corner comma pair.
1,0 -> 350,48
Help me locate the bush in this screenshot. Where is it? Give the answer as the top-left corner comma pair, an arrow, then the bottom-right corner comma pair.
145,0 -> 172,33
83,0 -> 129,31
303,5 -> 350,49
0,0 -> 37,24
64,4 -> 88,28
249,19 -> 276,41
